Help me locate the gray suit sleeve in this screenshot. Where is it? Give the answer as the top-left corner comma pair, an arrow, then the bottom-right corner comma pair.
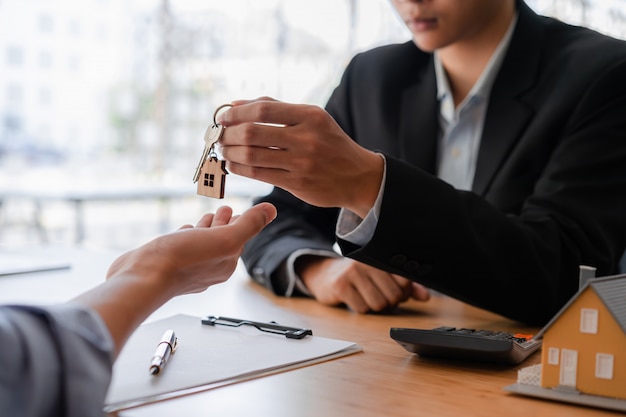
0,304 -> 114,417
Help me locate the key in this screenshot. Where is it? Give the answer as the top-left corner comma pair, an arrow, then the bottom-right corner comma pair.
193,123 -> 224,183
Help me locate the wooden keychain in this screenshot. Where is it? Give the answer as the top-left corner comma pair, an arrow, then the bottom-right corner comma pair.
193,104 -> 232,199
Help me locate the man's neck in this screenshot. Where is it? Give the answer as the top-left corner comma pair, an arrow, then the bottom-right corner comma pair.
438,3 -> 516,106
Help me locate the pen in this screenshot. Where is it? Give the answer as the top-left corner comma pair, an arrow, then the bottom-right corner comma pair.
149,329 -> 177,375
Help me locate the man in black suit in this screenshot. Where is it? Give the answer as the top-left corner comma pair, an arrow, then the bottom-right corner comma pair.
217,0 -> 626,325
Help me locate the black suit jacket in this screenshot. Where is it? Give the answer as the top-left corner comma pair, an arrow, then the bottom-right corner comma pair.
241,1 -> 626,325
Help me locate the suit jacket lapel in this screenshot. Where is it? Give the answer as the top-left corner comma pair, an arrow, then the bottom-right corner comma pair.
399,61 -> 439,175
473,1 -> 544,195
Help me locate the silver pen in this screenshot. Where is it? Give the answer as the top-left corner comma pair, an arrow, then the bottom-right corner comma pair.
149,329 -> 177,375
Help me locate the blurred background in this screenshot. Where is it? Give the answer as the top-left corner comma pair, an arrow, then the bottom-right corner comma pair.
1,0 -> 625,252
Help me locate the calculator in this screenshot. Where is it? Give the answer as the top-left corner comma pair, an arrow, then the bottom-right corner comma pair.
390,326 -> 542,365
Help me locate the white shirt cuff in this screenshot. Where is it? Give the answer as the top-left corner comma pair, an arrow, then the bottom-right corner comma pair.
284,248 -> 340,297
336,154 -> 386,246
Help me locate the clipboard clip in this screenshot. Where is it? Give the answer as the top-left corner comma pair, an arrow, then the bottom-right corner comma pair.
201,315 -> 313,339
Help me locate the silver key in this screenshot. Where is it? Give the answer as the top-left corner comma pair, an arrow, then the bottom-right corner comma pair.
193,123 -> 224,183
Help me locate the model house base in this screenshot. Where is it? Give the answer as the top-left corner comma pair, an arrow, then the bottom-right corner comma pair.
505,370 -> 626,412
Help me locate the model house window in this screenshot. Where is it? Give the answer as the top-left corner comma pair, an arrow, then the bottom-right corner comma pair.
204,173 -> 214,187
580,308 -> 598,334
595,353 -> 614,380
548,347 -> 559,365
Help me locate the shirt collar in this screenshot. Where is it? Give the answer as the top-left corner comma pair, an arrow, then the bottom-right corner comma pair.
435,12 -> 519,103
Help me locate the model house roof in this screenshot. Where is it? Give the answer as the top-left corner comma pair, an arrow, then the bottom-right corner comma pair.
534,273 -> 626,339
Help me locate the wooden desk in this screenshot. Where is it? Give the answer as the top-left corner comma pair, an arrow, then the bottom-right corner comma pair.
0,245 -> 620,417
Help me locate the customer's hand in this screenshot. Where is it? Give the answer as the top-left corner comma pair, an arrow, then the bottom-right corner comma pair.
296,256 -> 430,313
218,97 -> 384,219
106,203 -> 277,297
75,203 -> 276,355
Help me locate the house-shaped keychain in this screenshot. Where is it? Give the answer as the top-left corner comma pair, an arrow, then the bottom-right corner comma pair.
197,156 -> 228,199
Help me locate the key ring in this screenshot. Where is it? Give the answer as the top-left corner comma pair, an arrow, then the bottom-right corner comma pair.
205,103 -> 233,158
194,103 -> 232,199
213,103 -> 233,125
